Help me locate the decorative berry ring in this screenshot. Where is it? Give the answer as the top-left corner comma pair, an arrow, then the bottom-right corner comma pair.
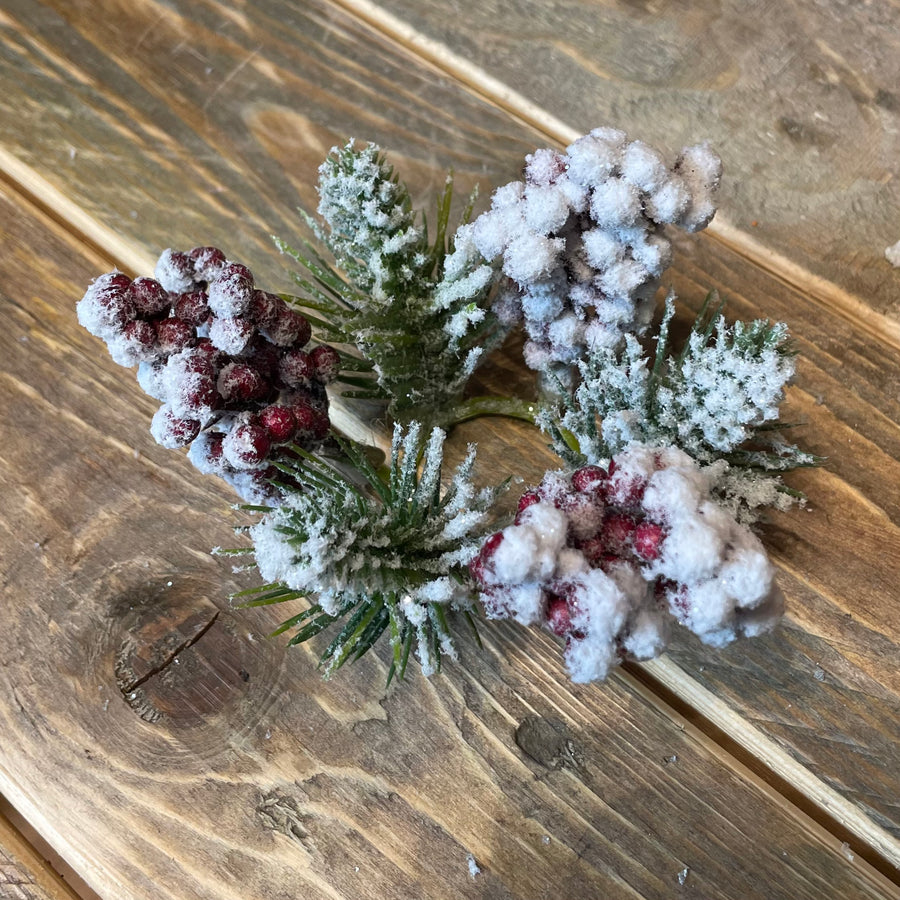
78,130 -> 815,686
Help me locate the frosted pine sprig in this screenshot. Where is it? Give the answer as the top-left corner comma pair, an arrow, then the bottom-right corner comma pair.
236,422 -> 506,680
539,293 -> 817,520
278,141 -> 507,426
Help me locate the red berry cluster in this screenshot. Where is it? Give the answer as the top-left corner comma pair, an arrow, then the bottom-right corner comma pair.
468,444 -> 782,682
77,247 -> 342,501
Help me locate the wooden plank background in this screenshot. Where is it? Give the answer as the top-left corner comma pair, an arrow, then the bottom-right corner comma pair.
1,1 -> 899,898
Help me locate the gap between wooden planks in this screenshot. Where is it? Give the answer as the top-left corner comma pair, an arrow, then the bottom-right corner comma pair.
0,801 -> 87,900
2,135 -> 899,896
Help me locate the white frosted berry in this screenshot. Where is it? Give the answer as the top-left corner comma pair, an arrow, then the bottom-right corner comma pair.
207,263 -> 253,318
209,316 -> 254,354
566,134 -> 621,187
523,184 -> 571,235
645,176 -> 691,224
150,404 -> 200,448
154,249 -> 195,293
590,178 -> 641,229
502,232 -> 564,284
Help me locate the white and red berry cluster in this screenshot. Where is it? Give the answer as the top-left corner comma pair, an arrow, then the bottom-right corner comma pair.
451,128 -> 721,371
77,247 -> 341,501
469,444 -> 783,683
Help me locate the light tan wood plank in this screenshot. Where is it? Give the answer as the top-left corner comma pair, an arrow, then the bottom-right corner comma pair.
2,0 -> 900,880
2,181 -> 895,898
337,0 -> 900,330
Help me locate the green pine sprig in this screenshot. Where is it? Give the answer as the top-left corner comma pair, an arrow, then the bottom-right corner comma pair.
538,292 -> 820,518
275,140 -> 508,427
233,422 -> 505,682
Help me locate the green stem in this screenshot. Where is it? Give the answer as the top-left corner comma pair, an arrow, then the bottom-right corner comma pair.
445,396 -> 539,427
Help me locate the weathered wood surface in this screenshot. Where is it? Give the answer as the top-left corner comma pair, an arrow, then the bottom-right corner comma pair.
1,0 -> 900,896
347,0 -> 900,329
4,186 -> 893,900
9,0 -> 895,855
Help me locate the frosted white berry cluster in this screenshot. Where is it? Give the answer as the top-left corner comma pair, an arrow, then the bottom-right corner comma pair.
77,247 -> 340,502
445,128 -> 721,372
469,444 -> 783,683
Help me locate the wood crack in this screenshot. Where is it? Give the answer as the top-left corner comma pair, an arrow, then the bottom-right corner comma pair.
117,611 -> 219,696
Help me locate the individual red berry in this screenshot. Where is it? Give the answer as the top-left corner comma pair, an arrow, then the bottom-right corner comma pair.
545,594 -> 572,636
194,338 -> 222,362
177,346 -> 217,378
130,277 -> 171,317
180,376 -> 220,418
601,513 -> 636,554
155,317 -> 195,355
279,349 -> 314,386
77,272 -> 135,337
173,290 -> 211,326
223,422 -> 271,469
188,246 -> 227,282
99,272 -> 133,295
244,339 -> 280,381
165,349 -> 220,416
150,405 -> 200,448
607,471 -> 648,509
122,318 -> 157,352
264,306 -> 310,347
632,522 -> 665,561
208,263 -> 253,318
469,531 -> 504,587
514,489 -> 542,524
258,405 -> 297,443
291,402 -> 317,437
154,249 -> 196,293
571,465 -> 608,495
188,430 -> 227,475
310,344 -> 341,383
217,362 -> 267,402
249,290 -> 284,331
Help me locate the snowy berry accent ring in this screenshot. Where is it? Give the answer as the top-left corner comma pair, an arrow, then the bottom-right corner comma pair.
78,129 -> 814,686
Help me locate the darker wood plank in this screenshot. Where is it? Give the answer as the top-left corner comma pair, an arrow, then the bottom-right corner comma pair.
2,0 -> 900,878
362,0 -> 900,325
1,185 -> 892,899
0,807 -> 82,900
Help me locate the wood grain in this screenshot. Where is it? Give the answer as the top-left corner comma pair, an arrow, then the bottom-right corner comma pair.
1,0 -> 900,891
2,185 -> 894,899
344,0 -> 900,327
